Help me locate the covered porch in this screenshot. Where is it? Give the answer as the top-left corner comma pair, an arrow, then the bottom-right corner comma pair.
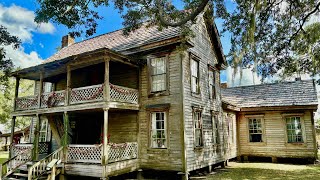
7,109 -> 139,178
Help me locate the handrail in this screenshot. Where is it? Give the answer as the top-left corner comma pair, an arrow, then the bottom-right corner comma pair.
0,148 -> 32,179
71,84 -> 103,91
27,147 -> 63,180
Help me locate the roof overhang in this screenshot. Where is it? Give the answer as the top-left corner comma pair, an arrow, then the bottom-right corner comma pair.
11,48 -> 135,80
222,100 -> 240,111
239,104 -> 318,112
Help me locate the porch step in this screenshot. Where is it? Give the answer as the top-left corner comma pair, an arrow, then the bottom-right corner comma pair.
12,173 -> 28,177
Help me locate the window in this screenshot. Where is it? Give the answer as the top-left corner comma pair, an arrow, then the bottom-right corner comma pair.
150,112 -> 167,148
149,57 -> 167,92
191,58 -> 199,94
286,116 -> 303,143
39,118 -> 49,142
43,82 -> 53,93
212,114 -> 220,144
249,118 -> 263,142
208,70 -> 216,99
194,110 -> 203,147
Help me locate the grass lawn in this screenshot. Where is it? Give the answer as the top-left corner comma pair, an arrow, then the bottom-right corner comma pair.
205,162 -> 320,180
0,151 -> 9,164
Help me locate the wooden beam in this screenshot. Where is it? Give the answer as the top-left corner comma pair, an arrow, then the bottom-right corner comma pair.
104,58 -> 110,102
38,73 -> 44,108
63,112 -> 69,162
13,77 -> 20,111
9,116 -> 16,159
47,116 -> 61,146
102,108 -> 109,178
32,114 -> 40,161
65,66 -> 71,106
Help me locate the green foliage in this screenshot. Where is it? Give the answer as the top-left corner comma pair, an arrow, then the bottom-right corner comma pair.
34,0 -> 320,81
0,25 -> 20,88
0,77 -> 34,131
216,1 -> 320,82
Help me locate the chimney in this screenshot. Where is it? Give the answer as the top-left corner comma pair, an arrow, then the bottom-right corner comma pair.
61,34 -> 75,48
295,77 -> 301,81
221,82 -> 228,88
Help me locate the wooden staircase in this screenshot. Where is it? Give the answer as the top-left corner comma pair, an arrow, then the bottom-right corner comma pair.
0,147 -> 63,180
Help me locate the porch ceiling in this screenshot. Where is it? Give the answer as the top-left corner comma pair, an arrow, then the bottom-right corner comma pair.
11,48 -> 138,80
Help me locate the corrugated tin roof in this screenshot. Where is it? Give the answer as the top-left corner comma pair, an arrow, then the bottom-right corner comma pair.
221,80 -> 318,108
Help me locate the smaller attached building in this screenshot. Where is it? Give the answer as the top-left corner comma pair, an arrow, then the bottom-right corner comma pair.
222,80 -> 318,162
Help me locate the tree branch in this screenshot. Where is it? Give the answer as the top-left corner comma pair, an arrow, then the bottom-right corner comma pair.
155,0 -> 209,27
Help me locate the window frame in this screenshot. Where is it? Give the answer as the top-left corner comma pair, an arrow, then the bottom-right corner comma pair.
193,107 -> 203,147
283,114 -> 305,144
190,54 -> 200,95
148,107 -> 169,149
212,112 -> 220,145
245,115 -> 265,144
208,65 -> 216,100
147,55 -> 169,96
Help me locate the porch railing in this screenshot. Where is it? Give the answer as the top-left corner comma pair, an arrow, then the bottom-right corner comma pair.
11,144 -> 33,157
11,142 -> 50,157
66,142 -> 138,164
15,84 -> 139,111
41,90 -> 65,108
15,95 -> 38,110
67,144 -> 102,163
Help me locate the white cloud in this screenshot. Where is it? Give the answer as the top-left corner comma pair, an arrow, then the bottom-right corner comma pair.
4,46 -> 42,68
0,4 -> 55,42
225,66 -> 263,87
0,4 -> 55,68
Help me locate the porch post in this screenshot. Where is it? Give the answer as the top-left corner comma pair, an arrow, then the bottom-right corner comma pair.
65,66 -> 71,106
63,111 -> 69,162
13,77 -> 20,111
102,108 -> 109,178
38,73 -> 43,108
32,114 -> 41,161
9,116 -> 16,158
104,57 -> 110,102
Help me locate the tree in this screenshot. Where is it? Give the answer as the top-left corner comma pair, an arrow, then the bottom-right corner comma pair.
0,26 -> 21,88
34,0 -> 320,81
0,77 -> 34,131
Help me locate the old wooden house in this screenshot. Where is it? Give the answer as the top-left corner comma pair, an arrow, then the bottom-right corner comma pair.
1,9 -> 237,180
222,80 -> 318,163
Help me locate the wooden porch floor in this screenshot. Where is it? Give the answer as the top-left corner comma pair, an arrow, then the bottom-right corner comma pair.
65,159 -> 139,178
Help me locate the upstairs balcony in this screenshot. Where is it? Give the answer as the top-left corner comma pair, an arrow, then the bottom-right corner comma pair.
15,83 -> 139,111
12,54 -> 140,115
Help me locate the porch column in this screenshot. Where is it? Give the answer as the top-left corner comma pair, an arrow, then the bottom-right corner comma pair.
38,73 -> 43,108
63,112 -> 69,162
32,114 -> 41,161
102,108 -> 109,178
104,58 -> 110,102
9,116 -> 16,158
13,77 -> 20,111
65,66 -> 71,106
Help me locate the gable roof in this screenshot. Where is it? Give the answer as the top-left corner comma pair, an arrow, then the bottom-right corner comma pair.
221,80 -> 318,109
45,25 -> 181,64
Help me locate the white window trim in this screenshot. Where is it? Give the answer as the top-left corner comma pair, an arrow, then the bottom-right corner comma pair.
193,108 -> 203,147
190,55 -> 200,94
150,111 -> 168,149
283,115 -> 306,144
246,116 -> 265,144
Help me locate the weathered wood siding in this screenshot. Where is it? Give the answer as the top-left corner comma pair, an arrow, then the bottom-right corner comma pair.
183,15 -> 226,172
110,61 -> 138,89
138,50 -> 183,171
238,110 -> 316,159
108,111 -> 138,143
223,111 -> 237,159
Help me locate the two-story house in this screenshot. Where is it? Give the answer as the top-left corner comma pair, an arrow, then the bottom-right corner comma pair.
2,8 -> 235,180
